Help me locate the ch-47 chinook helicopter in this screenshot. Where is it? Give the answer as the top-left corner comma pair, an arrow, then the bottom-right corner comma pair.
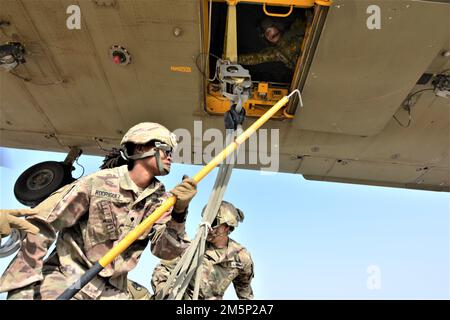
0,0 -> 449,210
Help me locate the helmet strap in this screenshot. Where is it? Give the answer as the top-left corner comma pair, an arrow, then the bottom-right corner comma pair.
121,145 -> 170,175
122,149 -> 156,160
155,150 -> 170,176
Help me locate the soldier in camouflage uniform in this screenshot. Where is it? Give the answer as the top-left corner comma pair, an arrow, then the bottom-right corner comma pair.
0,122 -> 197,300
238,17 -> 308,70
151,201 -> 254,300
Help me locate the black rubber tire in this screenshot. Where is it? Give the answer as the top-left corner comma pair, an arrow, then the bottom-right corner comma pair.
14,161 -> 73,207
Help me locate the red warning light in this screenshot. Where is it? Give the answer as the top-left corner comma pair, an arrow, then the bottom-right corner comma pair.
112,55 -> 121,65
109,45 -> 131,66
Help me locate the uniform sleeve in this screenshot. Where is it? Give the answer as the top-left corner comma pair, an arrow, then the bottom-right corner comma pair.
233,249 -> 254,300
149,195 -> 191,260
151,258 -> 178,297
0,181 -> 91,293
238,47 -> 281,66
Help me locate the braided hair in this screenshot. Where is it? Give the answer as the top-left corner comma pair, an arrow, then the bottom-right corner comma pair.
99,141 -> 157,170
99,147 -> 128,169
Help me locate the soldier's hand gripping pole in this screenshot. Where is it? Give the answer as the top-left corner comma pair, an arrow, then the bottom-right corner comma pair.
57,90 -> 302,300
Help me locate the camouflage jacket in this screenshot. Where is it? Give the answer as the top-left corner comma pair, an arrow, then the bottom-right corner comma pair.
152,238 -> 254,300
0,165 -> 189,299
238,18 -> 307,70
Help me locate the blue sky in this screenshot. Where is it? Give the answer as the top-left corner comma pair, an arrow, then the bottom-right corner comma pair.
0,146 -> 449,300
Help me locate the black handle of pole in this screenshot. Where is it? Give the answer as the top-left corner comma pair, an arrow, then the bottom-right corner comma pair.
56,262 -> 104,300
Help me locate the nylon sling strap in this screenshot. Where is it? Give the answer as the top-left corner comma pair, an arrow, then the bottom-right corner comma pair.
155,126 -> 242,300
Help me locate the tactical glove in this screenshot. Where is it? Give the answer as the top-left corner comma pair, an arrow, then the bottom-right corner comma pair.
0,209 -> 39,237
170,176 -> 197,214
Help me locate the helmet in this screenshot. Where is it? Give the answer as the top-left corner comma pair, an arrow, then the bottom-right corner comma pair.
213,201 -> 244,228
120,122 -> 177,149
120,122 -> 177,175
